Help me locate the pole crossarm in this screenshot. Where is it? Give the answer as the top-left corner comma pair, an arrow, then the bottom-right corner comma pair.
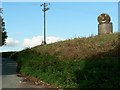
41,3 -> 50,12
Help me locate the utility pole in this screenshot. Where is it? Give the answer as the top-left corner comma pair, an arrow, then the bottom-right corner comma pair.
40,2 -> 50,45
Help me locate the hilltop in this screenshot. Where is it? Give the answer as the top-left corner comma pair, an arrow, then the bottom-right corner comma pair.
11,33 -> 120,88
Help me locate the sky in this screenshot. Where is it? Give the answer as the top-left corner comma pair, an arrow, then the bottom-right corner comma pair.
0,1 -> 119,52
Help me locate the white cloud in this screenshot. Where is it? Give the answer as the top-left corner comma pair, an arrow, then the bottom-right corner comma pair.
46,36 -> 63,44
23,35 -> 63,48
5,38 -> 19,47
1,36 -> 64,52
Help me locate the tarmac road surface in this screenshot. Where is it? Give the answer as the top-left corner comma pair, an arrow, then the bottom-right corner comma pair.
2,58 -> 22,88
2,58 -> 47,89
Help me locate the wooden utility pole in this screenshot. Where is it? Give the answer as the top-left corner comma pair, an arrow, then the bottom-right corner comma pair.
41,2 -> 50,45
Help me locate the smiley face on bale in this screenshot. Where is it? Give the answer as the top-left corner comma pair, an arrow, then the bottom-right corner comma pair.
97,13 -> 111,24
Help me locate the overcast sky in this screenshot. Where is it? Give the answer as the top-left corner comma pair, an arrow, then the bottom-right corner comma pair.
0,1 -> 119,52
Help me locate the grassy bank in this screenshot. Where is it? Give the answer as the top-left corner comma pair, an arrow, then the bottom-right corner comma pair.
11,33 -> 120,88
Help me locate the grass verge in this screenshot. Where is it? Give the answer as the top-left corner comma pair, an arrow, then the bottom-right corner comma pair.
11,33 -> 120,88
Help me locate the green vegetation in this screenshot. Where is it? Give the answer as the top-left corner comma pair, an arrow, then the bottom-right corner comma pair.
11,33 -> 120,88
0,8 -> 8,46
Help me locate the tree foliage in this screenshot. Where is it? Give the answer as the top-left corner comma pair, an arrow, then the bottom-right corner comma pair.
0,8 -> 7,46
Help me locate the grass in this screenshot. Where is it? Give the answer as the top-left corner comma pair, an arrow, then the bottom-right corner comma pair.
11,33 -> 120,88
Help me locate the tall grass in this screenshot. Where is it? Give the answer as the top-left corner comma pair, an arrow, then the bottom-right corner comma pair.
11,33 -> 120,88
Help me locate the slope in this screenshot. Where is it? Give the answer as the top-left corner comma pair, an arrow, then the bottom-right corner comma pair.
11,33 -> 120,88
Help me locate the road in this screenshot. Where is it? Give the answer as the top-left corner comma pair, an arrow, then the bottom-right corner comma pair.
2,58 -> 45,89
2,58 -> 22,88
